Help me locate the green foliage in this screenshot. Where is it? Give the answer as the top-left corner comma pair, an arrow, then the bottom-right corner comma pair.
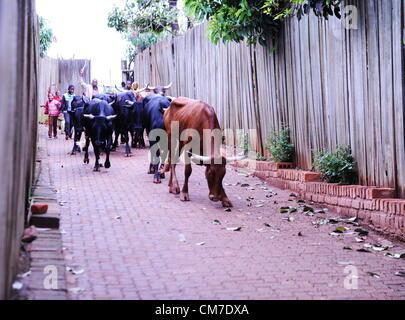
266,128 -> 294,163
256,153 -> 267,161
184,0 -> 342,46
108,0 -> 179,57
239,132 -> 251,156
312,145 -> 357,184
39,16 -> 54,58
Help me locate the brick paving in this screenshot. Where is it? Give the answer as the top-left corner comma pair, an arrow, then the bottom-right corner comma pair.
38,125 -> 405,300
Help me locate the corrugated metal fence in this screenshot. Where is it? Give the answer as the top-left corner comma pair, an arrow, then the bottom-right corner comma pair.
0,0 -> 39,299
133,0 -> 405,197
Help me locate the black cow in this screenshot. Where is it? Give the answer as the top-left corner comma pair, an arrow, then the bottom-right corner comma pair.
69,95 -> 90,155
142,95 -> 171,184
131,101 -> 146,149
83,98 -> 117,171
111,91 -> 137,156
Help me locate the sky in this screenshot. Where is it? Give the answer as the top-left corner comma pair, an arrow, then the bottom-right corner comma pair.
36,0 -> 128,86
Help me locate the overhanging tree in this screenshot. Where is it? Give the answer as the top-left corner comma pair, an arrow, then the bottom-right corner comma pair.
184,0 -> 342,46
39,16 -> 54,58
108,0 -> 180,59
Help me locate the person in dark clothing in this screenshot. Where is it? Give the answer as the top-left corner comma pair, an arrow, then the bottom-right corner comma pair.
61,85 -> 75,140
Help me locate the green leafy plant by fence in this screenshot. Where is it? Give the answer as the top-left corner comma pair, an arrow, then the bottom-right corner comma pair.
266,128 -> 294,163
312,146 -> 357,184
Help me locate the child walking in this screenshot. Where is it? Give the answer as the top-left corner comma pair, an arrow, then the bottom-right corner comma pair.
44,93 -> 62,139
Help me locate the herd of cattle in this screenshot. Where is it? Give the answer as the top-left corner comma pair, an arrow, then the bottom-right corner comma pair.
65,84 -> 246,208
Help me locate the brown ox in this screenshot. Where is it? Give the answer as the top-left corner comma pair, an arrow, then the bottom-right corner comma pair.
164,97 -> 245,208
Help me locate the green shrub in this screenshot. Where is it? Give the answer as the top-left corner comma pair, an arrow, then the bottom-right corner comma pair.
266,128 -> 294,163
256,153 -> 267,161
312,146 -> 357,184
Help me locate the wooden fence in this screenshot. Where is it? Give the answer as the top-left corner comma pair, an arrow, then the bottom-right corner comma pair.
0,0 -> 39,299
133,0 -> 405,198
38,58 -> 91,122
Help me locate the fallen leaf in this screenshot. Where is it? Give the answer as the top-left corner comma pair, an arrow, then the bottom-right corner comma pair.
357,248 -> 371,253
226,227 -> 242,232
224,208 -> 232,212
355,228 -> 369,237
240,183 -> 250,188
343,246 -> 353,250
355,237 -> 365,243
255,204 -> 264,208
213,220 -> 222,225
338,261 -> 355,265
298,232 -> 303,237
372,246 -> 388,252
68,288 -> 85,294
19,271 -> 31,278
196,242 -> 206,246
283,217 -> 295,222
334,226 -> 349,234
395,271 -> 405,277
385,253 -> 405,259
330,232 -> 342,237
303,206 -> 314,213
12,282 -> 23,291
66,267 -> 85,275
367,272 -> 381,279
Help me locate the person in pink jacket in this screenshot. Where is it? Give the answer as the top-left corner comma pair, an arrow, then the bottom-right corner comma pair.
44,93 -> 62,139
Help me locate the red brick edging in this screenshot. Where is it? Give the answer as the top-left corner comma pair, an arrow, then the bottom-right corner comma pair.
232,159 -> 405,239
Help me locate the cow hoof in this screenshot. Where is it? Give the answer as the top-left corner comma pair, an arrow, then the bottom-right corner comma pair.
71,152 -> 76,156
153,179 -> 162,184
170,186 -> 180,195
222,199 -> 233,208
105,161 -> 111,169
93,168 -> 100,172
180,193 -> 190,202
147,170 -> 154,175
84,158 -> 89,164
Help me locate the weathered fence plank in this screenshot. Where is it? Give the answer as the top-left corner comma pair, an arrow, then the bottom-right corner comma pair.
0,0 -> 39,299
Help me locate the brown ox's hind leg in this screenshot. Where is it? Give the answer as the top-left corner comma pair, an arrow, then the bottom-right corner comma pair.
169,139 -> 181,195
180,164 -> 192,201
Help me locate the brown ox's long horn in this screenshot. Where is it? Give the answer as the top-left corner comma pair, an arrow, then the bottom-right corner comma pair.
163,82 -> 173,90
226,155 -> 248,163
136,87 -> 147,94
115,85 -> 124,92
146,83 -> 155,90
188,152 -> 211,163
